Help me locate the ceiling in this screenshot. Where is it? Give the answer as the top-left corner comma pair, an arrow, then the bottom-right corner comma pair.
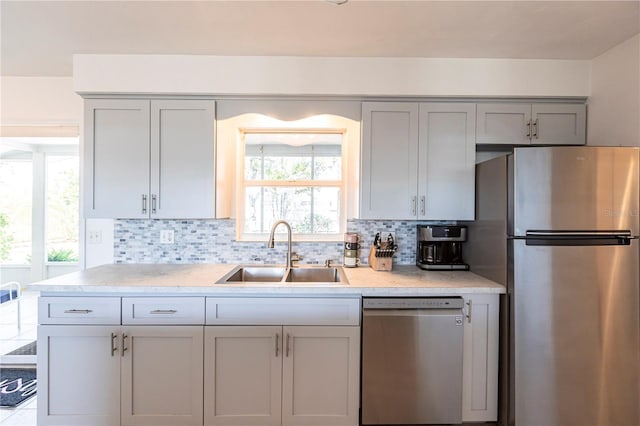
2,0 -> 639,77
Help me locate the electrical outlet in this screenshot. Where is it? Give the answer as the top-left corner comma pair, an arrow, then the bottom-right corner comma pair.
88,230 -> 102,244
160,230 -> 175,244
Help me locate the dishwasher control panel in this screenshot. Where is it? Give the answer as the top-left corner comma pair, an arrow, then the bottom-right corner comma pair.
363,297 -> 464,310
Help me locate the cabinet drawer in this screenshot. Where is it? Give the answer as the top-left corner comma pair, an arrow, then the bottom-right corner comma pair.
122,297 -> 205,325
39,297 -> 121,325
206,297 -> 361,326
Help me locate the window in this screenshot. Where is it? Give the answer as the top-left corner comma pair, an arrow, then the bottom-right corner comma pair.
0,137 -> 79,268
239,131 -> 344,240
46,155 -> 79,262
0,158 -> 33,264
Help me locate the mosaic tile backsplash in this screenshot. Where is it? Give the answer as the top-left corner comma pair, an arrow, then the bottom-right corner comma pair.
114,219 -> 453,265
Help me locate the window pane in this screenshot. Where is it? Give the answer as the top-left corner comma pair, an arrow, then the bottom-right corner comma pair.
46,155 -> 79,262
243,186 -> 340,235
0,159 -> 33,264
264,155 -> 311,180
244,186 -> 264,233
313,187 -> 340,234
314,156 -> 341,180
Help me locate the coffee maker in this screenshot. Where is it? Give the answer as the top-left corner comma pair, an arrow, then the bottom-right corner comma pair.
416,225 -> 469,270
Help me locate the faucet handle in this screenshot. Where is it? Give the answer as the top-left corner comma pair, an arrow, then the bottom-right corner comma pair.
291,252 -> 303,264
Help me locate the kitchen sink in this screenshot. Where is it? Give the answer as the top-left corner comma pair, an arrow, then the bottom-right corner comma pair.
216,265 -> 348,285
218,266 -> 286,283
284,267 -> 345,283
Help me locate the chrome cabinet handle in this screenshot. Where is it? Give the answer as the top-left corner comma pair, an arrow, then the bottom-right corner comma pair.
411,196 -> 417,216
533,119 -> 539,139
64,309 -> 93,314
121,333 -> 128,357
526,119 -> 531,138
149,309 -> 177,314
275,334 -> 280,357
151,194 -> 157,214
285,333 -> 291,357
142,194 -> 148,214
111,332 -> 118,356
465,299 -> 473,323
420,196 -> 426,216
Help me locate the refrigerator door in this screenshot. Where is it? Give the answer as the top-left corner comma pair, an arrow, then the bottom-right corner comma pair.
511,146 -> 639,236
511,238 -> 640,426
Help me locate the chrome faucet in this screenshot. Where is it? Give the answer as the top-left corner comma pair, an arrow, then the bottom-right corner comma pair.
267,220 -> 293,268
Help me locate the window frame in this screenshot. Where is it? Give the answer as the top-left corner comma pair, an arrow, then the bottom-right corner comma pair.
237,128 -> 347,242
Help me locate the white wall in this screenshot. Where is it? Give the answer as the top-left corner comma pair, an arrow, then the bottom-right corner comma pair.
588,34 -> 640,146
74,55 -> 591,97
0,76 -> 82,126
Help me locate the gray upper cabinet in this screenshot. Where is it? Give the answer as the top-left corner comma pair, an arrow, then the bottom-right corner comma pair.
419,103 -> 476,220
84,99 -> 215,219
361,102 -> 419,220
361,102 -> 475,220
150,100 -> 215,218
476,103 -> 586,145
84,99 -> 151,219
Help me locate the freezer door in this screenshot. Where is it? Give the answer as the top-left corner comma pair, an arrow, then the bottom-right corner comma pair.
511,239 -> 640,426
511,146 -> 640,236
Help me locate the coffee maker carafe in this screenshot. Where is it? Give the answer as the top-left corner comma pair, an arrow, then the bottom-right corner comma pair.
417,225 -> 469,270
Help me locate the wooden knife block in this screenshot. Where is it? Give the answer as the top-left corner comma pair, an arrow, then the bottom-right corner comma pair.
368,245 -> 393,271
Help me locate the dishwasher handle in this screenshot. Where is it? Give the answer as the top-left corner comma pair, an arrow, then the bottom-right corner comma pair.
363,308 -> 464,318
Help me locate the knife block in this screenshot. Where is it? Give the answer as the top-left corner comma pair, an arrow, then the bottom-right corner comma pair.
368,245 -> 394,271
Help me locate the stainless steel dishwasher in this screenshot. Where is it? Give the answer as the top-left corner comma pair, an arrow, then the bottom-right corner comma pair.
361,297 -> 465,425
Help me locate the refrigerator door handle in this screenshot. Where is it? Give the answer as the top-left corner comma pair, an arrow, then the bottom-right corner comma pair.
525,230 -> 633,246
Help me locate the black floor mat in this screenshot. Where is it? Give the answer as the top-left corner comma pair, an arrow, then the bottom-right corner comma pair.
5,341 -> 36,356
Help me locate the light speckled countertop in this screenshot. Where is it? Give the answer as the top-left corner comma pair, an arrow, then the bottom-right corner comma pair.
29,263 -> 505,296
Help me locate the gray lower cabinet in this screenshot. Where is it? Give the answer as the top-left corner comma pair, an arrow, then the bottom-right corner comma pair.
476,102 -> 586,145
37,325 -> 204,426
204,325 -> 360,426
360,102 -> 476,220
84,98 -> 215,219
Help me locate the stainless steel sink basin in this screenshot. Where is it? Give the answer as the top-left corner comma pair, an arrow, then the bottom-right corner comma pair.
216,265 -> 348,285
285,267 -> 345,283
217,266 -> 286,283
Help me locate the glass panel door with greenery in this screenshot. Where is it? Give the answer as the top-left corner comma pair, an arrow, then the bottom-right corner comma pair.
46,155 -> 79,262
0,157 -> 33,264
0,137 -> 79,281
240,132 -> 344,241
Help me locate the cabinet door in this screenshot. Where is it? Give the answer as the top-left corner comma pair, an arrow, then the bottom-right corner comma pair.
418,103 -> 476,220
361,102 -> 419,219
120,326 -> 204,426
462,294 -> 499,422
37,325 -> 120,426
204,326 -> 282,426
150,100 -> 216,218
84,99 -> 150,218
282,326 -> 360,426
476,103 -> 532,145
532,103 -> 586,145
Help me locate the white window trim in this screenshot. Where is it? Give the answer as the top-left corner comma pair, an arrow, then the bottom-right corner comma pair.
237,128 -> 347,242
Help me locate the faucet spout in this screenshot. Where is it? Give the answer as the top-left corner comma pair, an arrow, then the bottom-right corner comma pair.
267,220 -> 293,268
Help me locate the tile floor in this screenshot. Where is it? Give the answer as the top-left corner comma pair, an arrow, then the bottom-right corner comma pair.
1,289 -> 38,426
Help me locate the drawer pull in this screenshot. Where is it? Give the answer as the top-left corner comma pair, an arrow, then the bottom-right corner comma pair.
285,333 -> 291,357
64,309 -> 93,314
150,309 -> 177,314
110,332 -> 118,356
121,334 -> 128,357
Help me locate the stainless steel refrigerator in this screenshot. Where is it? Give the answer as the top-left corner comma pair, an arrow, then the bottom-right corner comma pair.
466,146 -> 640,426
